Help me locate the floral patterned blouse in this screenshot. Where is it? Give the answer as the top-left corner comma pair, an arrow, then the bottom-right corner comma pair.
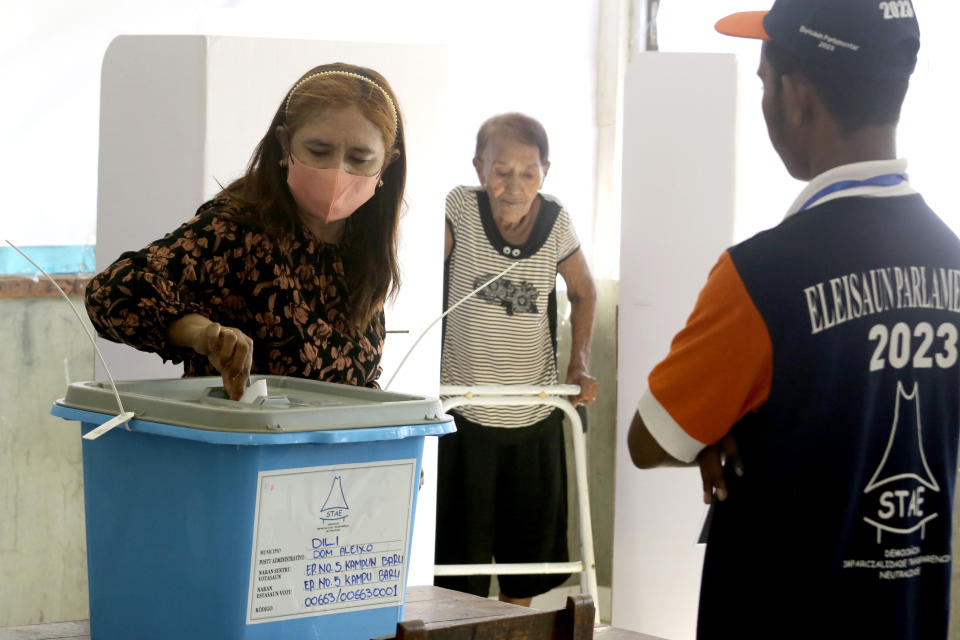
85,197 -> 385,387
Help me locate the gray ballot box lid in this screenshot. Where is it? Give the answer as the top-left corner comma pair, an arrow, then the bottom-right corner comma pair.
56,375 -> 448,433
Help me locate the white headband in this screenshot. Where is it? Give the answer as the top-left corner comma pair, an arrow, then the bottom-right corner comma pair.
283,70 -> 398,132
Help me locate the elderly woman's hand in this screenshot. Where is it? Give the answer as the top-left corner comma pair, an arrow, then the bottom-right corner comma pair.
565,368 -> 599,406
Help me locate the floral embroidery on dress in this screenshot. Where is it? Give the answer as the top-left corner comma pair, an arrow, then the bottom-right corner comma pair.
473,275 -> 540,315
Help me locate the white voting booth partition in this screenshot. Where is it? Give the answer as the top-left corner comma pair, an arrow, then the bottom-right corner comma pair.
613,53 -> 738,640
95,35 -> 450,585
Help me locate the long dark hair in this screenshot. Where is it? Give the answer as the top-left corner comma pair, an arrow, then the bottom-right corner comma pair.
222,62 -> 405,334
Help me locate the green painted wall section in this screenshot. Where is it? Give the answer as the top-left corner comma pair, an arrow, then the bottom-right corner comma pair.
0,298 -> 93,625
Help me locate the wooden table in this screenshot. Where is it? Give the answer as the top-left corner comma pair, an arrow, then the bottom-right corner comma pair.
0,586 -> 662,640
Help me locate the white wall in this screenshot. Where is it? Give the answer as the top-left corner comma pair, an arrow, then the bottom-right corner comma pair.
898,2 -> 960,227
94,35 -> 208,381
655,0 -> 960,242
3,0 -> 600,265
614,52 -> 737,640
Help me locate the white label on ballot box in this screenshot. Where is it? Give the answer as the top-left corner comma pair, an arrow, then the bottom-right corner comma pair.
246,459 -> 416,624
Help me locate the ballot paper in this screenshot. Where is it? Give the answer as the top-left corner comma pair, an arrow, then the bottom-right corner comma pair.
240,378 -> 269,404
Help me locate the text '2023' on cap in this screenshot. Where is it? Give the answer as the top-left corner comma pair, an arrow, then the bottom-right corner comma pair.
715,0 -> 920,79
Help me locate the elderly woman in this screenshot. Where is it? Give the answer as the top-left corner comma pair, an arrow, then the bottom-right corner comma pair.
85,63 -> 405,397
436,113 -> 599,606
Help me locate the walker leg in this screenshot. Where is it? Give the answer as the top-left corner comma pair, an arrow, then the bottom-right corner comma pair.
557,403 -> 600,624
438,390 -> 601,624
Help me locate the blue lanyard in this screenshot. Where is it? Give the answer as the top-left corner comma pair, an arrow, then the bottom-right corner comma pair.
800,173 -> 908,211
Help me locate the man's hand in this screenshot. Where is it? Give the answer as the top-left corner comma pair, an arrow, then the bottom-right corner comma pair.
697,434 -> 742,504
565,368 -> 599,406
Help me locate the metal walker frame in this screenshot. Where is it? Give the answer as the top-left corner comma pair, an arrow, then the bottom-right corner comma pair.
434,384 -> 599,619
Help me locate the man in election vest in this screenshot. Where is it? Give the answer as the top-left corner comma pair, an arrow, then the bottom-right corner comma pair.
628,1 -> 958,637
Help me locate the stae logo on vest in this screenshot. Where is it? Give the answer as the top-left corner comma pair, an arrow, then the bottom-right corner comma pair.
861,382 -> 940,543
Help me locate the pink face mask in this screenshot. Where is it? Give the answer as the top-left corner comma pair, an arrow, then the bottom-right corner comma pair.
286,154 -> 380,224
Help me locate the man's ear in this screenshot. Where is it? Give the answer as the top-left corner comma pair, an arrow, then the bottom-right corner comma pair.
780,73 -> 815,128
275,125 -> 291,155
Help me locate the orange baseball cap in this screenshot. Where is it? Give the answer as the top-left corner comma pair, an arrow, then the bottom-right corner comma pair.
715,11 -> 770,41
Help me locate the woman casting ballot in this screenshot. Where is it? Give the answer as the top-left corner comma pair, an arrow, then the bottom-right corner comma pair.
86,63 -> 406,398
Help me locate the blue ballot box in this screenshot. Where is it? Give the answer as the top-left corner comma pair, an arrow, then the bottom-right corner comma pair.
51,375 -> 454,640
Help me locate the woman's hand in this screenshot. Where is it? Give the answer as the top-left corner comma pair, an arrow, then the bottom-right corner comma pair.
168,314 -> 253,400
193,323 -> 254,400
